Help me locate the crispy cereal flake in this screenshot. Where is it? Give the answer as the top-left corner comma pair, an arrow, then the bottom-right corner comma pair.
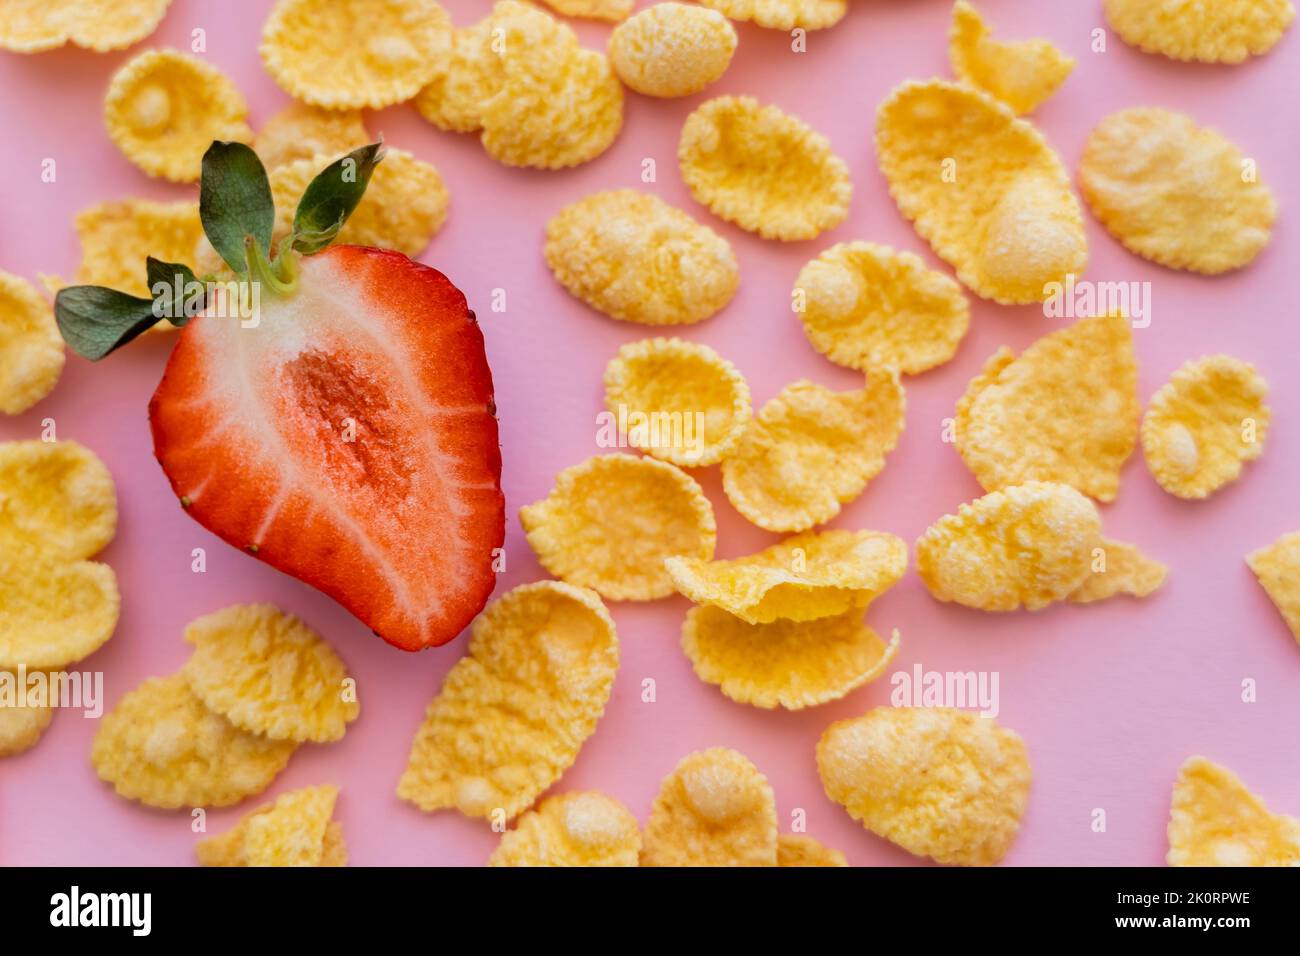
0,271 -> 64,415
0,440 -> 117,562
609,4 -> 736,98
876,80 -> 1086,304
1141,355 -> 1269,499
104,49 -> 251,182
254,103 -> 370,170
1080,108 -> 1276,274
641,748 -> 778,866
490,791 -> 642,866
398,582 -> 619,820
721,372 -> 905,533
0,552 -> 119,671
539,0 -> 633,20
778,834 -> 847,867
197,785 -> 342,867
0,672 -> 54,757
1247,530 -> 1300,646
699,0 -> 845,30
0,0 -> 172,53
413,20 -> 497,133
521,455 -> 716,601
1104,0 -> 1295,64
949,1 -> 1075,114
1168,757 -> 1300,866
795,242 -> 970,375
1068,539 -> 1167,605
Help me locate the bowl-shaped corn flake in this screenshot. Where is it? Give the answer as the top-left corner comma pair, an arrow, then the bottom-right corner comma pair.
0,0 -> 171,53
609,3 -> 736,98
253,103 -> 371,171
699,0 -> 845,31
1067,538 -> 1167,605
0,551 -> 119,671
197,785 -> 344,867
539,0 -> 633,20
1247,530 -> 1300,646
1103,0 -> 1295,64
0,440 -> 116,562
949,1 -> 1074,114
414,19 -> 497,133
0,672 -> 54,757
1167,757 -> 1300,866
777,833 -> 847,867
0,271 -> 64,415
490,791 -> 642,866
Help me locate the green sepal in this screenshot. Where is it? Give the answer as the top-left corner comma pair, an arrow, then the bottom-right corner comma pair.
290,141 -> 385,255
53,286 -> 163,360
145,257 -> 206,325
200,141 -> 275,273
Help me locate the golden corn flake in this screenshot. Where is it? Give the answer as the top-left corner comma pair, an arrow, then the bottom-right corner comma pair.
0,271 -> 64,415
796,242 -> 970,375
1168,757 -> 1300,866
955,313 -> 1138,502
197,785 -> 342,867
0,552 -> 119,671
260,0 -> 450,109
320,821 -> 348,866
253,103 -> 370,171
721,372 -> 905,533
667,529 -> 907,625
1068,539 -> 1167,605
105,49 -> 251,183
414,20 -> 497,133
916,482 -> 1102,612
680,96 -> 851,241
1248,530 -> 1300,646
603,338 -> 750,467
1142,355 -> 1269,499
0,673 -> 54,757
641,748 -> 778,867
1080,108 -> 1276,275
93,674 -> 296,809
609,4 -> 737,98
182,604 -> 359,744
1104,0 -> 1295,64
683,607 -> 899,711
521,455 -> 716,601
539,0 -> 633,20
778,834 -> 847,867
819,707 -> 1031,866
699,0 -> 846,31
546,191 -> 738,327
0,440 -> 117,562
398,582 -> 619,820
490,791 -> 641,867
876,80 -> 1086,304
949,1 -> 1074,114
0,0 -> 171,53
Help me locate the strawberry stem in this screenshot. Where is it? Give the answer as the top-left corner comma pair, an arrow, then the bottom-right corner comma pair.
244,235 -> 298,298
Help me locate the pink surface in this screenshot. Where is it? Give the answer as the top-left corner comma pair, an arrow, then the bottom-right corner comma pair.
2,0 -> 1299,867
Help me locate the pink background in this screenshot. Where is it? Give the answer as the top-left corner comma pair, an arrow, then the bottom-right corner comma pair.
2,0 -> 1298,867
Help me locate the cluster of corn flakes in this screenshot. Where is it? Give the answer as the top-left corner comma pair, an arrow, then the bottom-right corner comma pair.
0,271 -> 64,414
609,4 -> 737,98
197,785 -> 347,867
0,0 -> 171,53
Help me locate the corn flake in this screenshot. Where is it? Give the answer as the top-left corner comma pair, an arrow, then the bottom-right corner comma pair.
1141,355 -> 1269,499
0,552 -> 119,671
955,313 -> 1138,502
93,674 -> 296,809
0,673 -> 54,757
949,1 -> 1074,114
546,191 -> 739,327
539,0 -> 633,20
796,242 -> 970,375
1168,757 -> 1300,866
253,103 -> 370,171
699,0 -> 846,31
0,0 -> 171,53
721,372 -> 905,533
1103,0 -> 1295,64
818,707 -> 1031,866
398,581 -> 619,820
197,785 -> 343,866
1080,108 -> 1276,275
490,791 -> 642,866
667,529 -> 907,625
609,4 -> 737,98
260,0 -> 450,109
778,834 -> 847,867
0,271 -> 64,415
521,455 -> 716,601
876,80 -> 1087,304
0,440 -> 117,562
641,748 -> 778,866
916,482 -> 1102,612
413,20 -> 497,133
1248,530 -> 1300,646
105,49 -> 251,183
1068,539 -> 1167,605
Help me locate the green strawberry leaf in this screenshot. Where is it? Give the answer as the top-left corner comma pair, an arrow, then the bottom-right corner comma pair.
200,141 -> 275,274
54,285 -> 164,360
291,141 -> 385,255
146,257 -> 205,325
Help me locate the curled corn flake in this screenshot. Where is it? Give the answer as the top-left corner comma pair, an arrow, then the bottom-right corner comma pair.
260,0 -> 450,109
490,791 -> 641,866
92,674 -> 296,809
197,785 -> 343,867
398,582 -> 619,820
721,372 -> 905,534
667,529 -> 907,625
955,313 -> 1138,502
609,4 -> 736,98
778,834 -> 847,867
603,338 -> 751,467
819,707 -> 1031,866
182,604 -> 359,743
1104,0 -> 1294,64
521,455 -> 716,601
0,673 -> 54,757
1080,108 -> 1276,275
539,0 -> 633,21
414,20 -> 497,133
0,440 -> 117,562
683,607 -> 899,710
253,103 -> 370,171
0,552 -> 119,671
916,482 -> 1102,612
0,0 -> 171,53
796,242 -> 970,375
1141,355 -> 1269,500
104,49 -> 251,183
949,1 -> 1074,114
1168,757 -> 1300,866
1068,539 -> 1167,605
641,748 -> 778,867
699,0 -> 845,30
876,80 -> 1086,304
0,271 -> 64,415
1247,530 -> 1300,646
680,96 -> 851,241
